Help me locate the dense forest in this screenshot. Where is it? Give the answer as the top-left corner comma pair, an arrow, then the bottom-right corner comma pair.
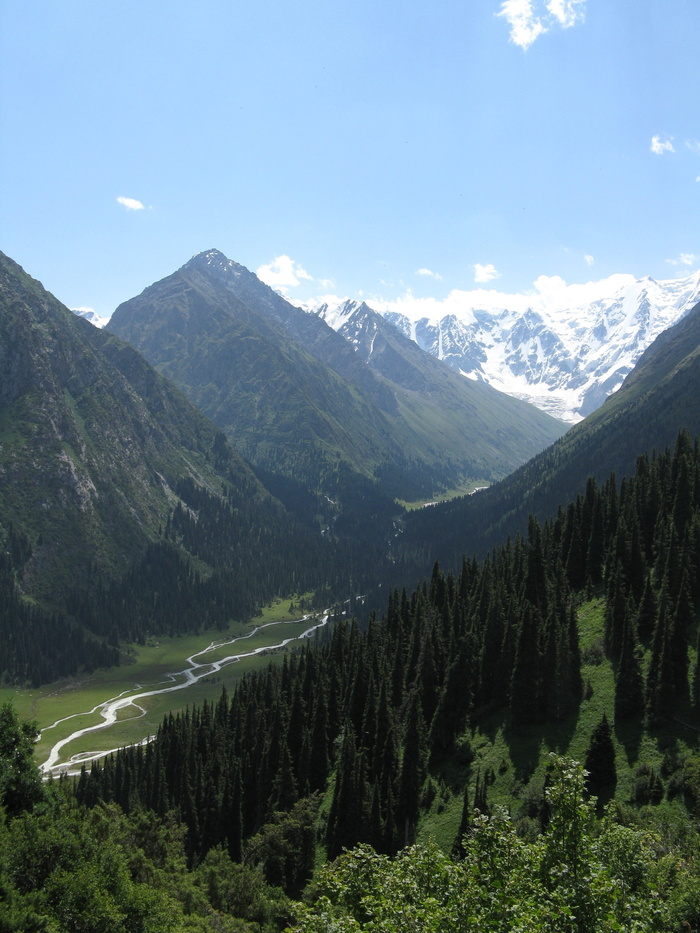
44,430 -> 699,930
0,461 -> 398,686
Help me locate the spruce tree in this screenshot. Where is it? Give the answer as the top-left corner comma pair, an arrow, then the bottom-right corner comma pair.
510,602 -> 543,726
584,713 -> 616,797
396,692 -> 427,846
614,612 -> 644,721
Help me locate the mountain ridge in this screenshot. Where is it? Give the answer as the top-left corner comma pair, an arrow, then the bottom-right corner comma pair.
311,269 -> 700,422
108,250 -> 565,504
399,293 -> 700,569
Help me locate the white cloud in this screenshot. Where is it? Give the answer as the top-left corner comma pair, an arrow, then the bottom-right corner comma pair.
416,267 -> 442,280
650,135 -> 675,155
685,139 -> 700,153
584,254 -> 594,266
546,0 -> 585,28
497,1 -> 546,50
666,253 -> 698,268
474,263 -> 501,284
116,196 -> 145,210
256,255 -> 313,293
497,0 -> 585,50
363,271 -> 636,325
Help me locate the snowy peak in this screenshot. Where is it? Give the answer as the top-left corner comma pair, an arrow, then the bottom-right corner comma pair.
310,270 -> 700,423
71,308 -> 110,328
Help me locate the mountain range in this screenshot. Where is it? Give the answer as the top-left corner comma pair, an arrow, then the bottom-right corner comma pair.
107,250 -> 564,510
0,251 -> 332,682
4,246 -> 700,931
311,270 -> 700,422
400,290 -> 700,567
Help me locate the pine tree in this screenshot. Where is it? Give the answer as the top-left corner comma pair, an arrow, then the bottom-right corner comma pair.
396,692 -> 427,846
584,713 -> 616,797
614,612 -> 644,721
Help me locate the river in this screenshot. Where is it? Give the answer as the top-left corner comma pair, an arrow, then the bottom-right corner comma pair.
39,610 -> 330,778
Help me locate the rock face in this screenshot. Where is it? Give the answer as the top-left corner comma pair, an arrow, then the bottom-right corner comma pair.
312,271 -> 700,422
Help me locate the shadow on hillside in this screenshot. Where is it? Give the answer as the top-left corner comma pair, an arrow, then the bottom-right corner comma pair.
502,715 -> 579,785
614,715 -> 644,765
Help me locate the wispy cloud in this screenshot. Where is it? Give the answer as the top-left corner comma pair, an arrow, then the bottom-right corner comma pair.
256,255 -> 313,293
116,196 -> 145,210
474,263 -> 501,284
416,267 -> 443,281
497,0 -> 585,50
650,135 -> 675,155
584,254 -> 595,266
666,252 -> 698,268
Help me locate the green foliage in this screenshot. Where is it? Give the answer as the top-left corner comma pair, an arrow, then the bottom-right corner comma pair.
0,708 -> 292,933
289,756 -> 696,932
0,701 -> 44,817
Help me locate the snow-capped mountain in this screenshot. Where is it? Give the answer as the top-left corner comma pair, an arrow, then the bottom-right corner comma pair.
311,270 -> 700,423
72,307 -> 110,328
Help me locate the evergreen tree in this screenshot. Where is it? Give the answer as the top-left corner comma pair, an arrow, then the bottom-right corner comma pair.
396,692 -> 427,846
614,612 -> 644,722
510,602 -> 543,726
584,713 -> 616,797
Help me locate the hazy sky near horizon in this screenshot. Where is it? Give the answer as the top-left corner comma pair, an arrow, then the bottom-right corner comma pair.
1,0 -> 698,317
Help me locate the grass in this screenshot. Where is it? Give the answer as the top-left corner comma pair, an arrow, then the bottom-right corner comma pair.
419,594 -> 700,852
398,480 -> 491,511
0,595 -> 322,772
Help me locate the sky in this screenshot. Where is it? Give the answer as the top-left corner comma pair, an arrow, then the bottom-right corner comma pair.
1,0 -> 699,320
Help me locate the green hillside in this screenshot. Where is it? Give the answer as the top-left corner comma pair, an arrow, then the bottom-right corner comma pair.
108,250 -> 565,506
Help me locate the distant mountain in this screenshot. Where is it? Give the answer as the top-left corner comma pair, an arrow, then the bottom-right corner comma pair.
313,271 -> 700,422
72,307 -> 110,328
400,295 -> 700,568
108,250 -> 565,507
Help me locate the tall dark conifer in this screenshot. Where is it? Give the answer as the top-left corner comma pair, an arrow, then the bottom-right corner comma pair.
396,692 -> 427,846
510,602 -> 543,726
584,713 -> 616,797
614,611 -> 644,721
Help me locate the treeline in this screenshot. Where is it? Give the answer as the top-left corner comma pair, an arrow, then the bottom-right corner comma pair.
77,431 -> 700,883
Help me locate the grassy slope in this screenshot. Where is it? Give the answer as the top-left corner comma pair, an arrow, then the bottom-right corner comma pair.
419,593 -> 699,852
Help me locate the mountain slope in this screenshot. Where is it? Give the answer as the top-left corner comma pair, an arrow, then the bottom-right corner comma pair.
108,250 -> 565,504
0,252 -> 341,684
401,296 -> 700,567
314,271 -> 700,422
0,251 -> 268,598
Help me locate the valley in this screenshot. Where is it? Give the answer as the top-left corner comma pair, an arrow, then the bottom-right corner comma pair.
1,600 -> 331,778
1,249 -> 700,932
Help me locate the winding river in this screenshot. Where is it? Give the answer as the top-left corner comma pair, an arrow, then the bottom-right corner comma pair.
39,610 -> 330,778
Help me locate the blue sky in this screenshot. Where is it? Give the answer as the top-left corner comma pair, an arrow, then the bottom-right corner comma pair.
1,0 -> 698,318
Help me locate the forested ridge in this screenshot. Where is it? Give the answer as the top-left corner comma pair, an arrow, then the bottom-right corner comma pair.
50,431 -> 700,930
